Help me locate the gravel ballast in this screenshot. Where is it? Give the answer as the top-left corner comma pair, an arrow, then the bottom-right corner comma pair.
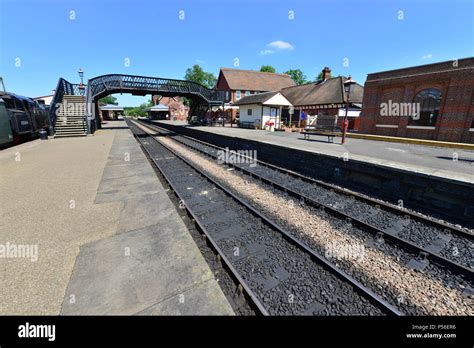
158,135 -> 473,316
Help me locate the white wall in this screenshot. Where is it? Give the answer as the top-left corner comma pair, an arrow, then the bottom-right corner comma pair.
262,105 -> 281,128
239,104 -> 285,129
264,93 -> 292,107
239,104 -> 263,127
34,95 -> 53,106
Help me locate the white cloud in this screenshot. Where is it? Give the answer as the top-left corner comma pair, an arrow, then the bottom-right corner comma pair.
268,41 -> 294,50
421,53 -> 433,60
259,41 -> 294,55
260,49 -> 274,56
195,59 -> 206,64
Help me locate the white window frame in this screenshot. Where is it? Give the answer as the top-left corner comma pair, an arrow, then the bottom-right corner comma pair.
236,90 -> 241,100
245,91 -> 250,96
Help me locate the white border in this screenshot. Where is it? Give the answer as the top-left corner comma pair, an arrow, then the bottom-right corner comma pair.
375,124 -> 398,128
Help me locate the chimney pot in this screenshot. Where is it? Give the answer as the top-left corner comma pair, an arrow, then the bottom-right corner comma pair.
322,67 -> 332,81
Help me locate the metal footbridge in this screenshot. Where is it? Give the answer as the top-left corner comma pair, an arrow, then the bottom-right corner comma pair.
49,74 -> 225,135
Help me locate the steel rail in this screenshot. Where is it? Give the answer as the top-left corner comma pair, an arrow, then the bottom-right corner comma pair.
127,120 -> 268,316
139,120 -> 474,282
151,122 -> 474,240
131,119 -> 403,316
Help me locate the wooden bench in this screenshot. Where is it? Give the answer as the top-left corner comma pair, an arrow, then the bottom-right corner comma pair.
301,128 -> 341,143
239,121 -> 258,129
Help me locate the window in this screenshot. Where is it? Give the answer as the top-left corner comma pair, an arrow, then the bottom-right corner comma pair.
13,97 -> 25,111
247,108 -> 252,116
3,97 -> 15,110
225,91 -> 230,101
409,88 -> 442,126
245,91 -> 250,96
236,90 -> 241,100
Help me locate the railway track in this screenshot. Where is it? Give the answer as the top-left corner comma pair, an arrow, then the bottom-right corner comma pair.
137,120 -> 473,284
126,119 -> 401,316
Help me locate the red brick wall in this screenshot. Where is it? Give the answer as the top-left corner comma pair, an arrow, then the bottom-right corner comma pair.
151,96 -> 189,121
359,58 -> 474,143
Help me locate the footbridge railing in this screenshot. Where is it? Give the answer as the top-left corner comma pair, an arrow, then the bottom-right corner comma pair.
87,74 -> 225,104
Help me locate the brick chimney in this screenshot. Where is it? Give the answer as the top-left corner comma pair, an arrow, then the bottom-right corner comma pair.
322,67 -> 332,81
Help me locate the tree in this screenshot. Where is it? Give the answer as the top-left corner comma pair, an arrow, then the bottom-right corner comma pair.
284,69 -> 307,85
184,64 -> 217,88
99,95 -> 118,105
123,99 -> 153,117
260,65 -> 276,73
184,65 -> 217,121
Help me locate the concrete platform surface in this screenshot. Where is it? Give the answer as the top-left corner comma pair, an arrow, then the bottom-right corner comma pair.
0,128 -> 121,314
60,122 -> 234,315
156,121 -> 474,184
0,120 -> 233,315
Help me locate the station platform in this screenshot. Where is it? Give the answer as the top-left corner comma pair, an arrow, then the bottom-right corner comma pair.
156,121 -> 474,184
0,119 -> 233,315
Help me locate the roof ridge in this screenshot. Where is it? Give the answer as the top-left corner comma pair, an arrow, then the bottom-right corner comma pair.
220,67 -> 292,77
281,76 -> 348,90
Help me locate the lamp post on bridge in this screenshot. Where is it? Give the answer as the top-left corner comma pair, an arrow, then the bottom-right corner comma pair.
341,75 -> 356,145
78,68 -> 85,96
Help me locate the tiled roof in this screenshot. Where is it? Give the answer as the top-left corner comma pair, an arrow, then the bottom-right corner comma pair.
281,77 -> 364,107
232,91 -> 279,106
100,104 -> 123,110
145,104 -> 169,111
219,68 -> 296,91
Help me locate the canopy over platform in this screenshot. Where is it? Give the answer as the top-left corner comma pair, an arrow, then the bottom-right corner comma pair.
144,104 -> 169,112
100,105 -> 124,111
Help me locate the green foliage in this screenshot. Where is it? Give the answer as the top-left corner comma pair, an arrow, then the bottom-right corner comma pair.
260,65 -> 276,73
284,69 -> 307,85
123,100 -> 153,117
184,64 -> 217,88
99,95 -> 118,105
184,64 -> 217,121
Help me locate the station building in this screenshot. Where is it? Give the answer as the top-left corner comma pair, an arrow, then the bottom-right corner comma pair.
151,96 -> 188,121
145,104 -> 169,120
33,93 -> 54,106
359,57 -> 474,143
100,105 -> 124,120
216,68 -> 296,122
280,68 -> 363,130
232,91 -> 292,129
233,67 -> 364,130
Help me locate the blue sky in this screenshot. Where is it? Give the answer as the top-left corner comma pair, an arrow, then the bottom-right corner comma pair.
1,0 -> 473,106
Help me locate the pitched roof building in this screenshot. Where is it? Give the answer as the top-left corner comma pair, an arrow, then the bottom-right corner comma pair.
233,91 -> 292,129
217,68 -> 296,95
281,76 -> 363,109
151,95 -> 188,121
232,67 -> 364,130
215,68 -> 296,122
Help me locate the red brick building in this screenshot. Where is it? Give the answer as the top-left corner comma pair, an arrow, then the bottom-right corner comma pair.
216,68 -> 296,121
359,57 -> 474,143
151,95 -> 188,121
